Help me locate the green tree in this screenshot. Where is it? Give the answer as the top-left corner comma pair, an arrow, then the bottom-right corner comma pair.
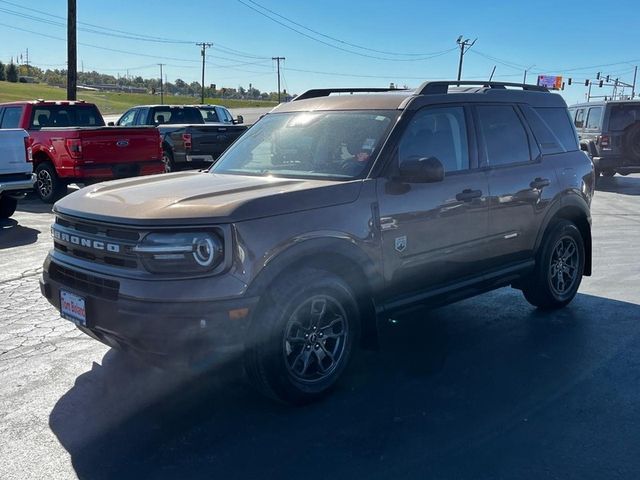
0,61 -> 5,81
6,62 -> 18,82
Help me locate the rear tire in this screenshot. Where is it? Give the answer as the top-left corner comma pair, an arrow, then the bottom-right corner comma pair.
0,195 -> 18,219
35,163 -> 67,203
244,268 -> 360,405
522,220 -> 585,310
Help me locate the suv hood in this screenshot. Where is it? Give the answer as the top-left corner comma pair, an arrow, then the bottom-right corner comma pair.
54,171 -> 363,226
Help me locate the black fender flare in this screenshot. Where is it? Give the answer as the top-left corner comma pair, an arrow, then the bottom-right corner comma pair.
534,193 -> 592,275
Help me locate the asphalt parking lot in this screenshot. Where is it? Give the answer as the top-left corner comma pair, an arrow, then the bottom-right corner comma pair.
1,175 -> 640,480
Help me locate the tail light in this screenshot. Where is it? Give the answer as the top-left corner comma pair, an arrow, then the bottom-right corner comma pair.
65,138 -> 82,159
598,135 -> 610,148
24,136 -> 33,162
182,133 -> 192,150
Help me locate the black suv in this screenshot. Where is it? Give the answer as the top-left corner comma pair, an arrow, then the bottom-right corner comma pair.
569,100 -> 640,177
41,81 -> 594,404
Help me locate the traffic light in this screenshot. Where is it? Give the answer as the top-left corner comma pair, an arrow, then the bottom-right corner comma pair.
584,79 -> 589,86
568,78 -> 572,85
606,75 -> 610,82
599,80 -> 604,87
596,72 -> 601,80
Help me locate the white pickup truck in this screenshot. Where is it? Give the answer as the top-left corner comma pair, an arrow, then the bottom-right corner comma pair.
0,129 -> 35,218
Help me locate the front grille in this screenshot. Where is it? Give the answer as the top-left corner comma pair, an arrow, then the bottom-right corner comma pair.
49,262 -> 119,300
53,215 -> 140,269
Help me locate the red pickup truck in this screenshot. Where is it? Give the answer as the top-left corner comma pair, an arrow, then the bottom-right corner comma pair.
0,100 -> 164,202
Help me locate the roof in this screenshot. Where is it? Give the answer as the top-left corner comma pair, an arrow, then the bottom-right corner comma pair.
570,99 -> 640,108
0,100 -> 92,106
272,81 -> 565,114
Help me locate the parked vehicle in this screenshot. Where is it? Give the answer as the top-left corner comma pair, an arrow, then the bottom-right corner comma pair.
114,105 -> 247,172
41,81 -> 594,404
197,104 -> 244,125
0,101 -> 164,203
569,100 -> 640,177
0,129 -> 35,218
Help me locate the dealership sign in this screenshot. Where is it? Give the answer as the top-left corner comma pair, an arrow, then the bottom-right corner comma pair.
537,75 -> 563,90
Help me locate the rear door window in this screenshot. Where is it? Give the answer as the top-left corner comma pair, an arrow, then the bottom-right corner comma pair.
476,105 -> 531,166
586,107 -> 603,130
0,106 -> 23,128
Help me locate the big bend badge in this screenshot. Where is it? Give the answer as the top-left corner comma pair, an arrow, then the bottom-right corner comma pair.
395,235 -> 407,253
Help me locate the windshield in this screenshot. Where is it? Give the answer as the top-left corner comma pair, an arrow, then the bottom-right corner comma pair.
210,110 -> 396,180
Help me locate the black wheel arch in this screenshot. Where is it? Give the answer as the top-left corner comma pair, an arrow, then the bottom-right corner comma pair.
534,195 -> 592,276
245,237 -> 383,349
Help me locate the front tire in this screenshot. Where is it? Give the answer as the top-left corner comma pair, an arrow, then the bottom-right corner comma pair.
0,195 -> 18,219
35,163 -> 67,203
522,220 -> 585,310
244,268 -> 360,405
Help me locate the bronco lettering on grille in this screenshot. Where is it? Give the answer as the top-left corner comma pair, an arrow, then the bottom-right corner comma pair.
53,229 -> 121,253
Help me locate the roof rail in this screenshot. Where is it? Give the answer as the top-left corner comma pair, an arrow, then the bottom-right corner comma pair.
417,81 -> 549,95
293,87 -> 409,102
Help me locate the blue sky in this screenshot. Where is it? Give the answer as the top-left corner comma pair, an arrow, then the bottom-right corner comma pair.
1,0 -> 639,105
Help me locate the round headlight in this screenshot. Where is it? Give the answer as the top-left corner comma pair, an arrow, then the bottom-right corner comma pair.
193,236 -> 216,266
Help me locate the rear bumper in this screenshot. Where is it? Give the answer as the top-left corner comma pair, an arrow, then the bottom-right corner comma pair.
0,173 -> 35,195
59,161 -> 165,180
592,155 -> 640,169
40,256 -> 259,369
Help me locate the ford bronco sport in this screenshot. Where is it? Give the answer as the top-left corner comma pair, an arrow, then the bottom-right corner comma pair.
40,81 -> 594,404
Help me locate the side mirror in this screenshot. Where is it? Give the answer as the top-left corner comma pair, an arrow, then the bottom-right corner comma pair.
235,115 -> 244,124
107,121 -> 115,126
398,156 -> 445,183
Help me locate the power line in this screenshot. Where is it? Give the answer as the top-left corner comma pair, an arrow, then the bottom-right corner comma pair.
243,0 -> 449,57
236,0 -> 456,62
0,22 -> 200,63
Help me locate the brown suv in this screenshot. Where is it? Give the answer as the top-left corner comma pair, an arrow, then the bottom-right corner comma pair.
40,81 -> 594,404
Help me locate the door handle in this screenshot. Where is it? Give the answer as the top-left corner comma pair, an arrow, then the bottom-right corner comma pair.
529,177 -> 550,189
456,189 -> 483,202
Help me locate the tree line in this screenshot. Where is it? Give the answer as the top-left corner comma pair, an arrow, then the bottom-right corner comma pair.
0,62 -> 286,101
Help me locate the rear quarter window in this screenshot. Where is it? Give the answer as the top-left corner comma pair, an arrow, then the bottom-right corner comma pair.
585,107 -> 603,130
522,106 -> 579,154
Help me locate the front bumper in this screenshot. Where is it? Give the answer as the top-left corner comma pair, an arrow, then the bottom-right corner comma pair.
0,173 -> 35,195
40,256 -> 259,369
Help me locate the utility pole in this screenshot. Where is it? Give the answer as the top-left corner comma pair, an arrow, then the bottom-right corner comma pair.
67,0 -> 77,100
456,36 -> 476,82
196,42 -> 213,103
632,66 -> 638,99
522,64 -> 535,85
272,56 -> 285,103
158,63 -> 165,103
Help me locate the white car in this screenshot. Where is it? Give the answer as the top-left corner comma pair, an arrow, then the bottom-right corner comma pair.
0,129 -> 35,219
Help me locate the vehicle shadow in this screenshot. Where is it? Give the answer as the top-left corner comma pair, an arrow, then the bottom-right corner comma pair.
16,194 -> 54,214
596,174 -> 640,195
49,289 -> 640,480
0,218 -> 40,249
